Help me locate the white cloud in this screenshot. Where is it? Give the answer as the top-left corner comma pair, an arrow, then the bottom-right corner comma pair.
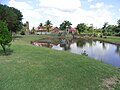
39,0 -> 81,11
87,0 -> 95,2
8,0 -> 42,29
9,0 -> 33,10
40,4 -> 113,27
8,0 -> 114,29
90,2 -> 104,9
119,9 -> 120,12
90,2 -> 113,9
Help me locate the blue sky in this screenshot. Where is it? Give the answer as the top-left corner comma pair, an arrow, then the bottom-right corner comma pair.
1,0 -> 120,29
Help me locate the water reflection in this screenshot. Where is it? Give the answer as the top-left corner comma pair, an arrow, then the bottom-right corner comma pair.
76,39 -> 86,48
81,50 -> 88,56
60,39 -> 71,50
116,46 -> 120,56
102,42 -> 106,49
32,38 -> 120,68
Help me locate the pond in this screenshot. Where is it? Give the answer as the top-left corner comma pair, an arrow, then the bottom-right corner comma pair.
32,38 -> 120,68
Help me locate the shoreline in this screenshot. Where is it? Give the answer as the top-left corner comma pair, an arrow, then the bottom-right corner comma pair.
77,36 -> 120,46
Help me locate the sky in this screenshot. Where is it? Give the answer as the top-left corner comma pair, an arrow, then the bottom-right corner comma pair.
1,0 -> 120,29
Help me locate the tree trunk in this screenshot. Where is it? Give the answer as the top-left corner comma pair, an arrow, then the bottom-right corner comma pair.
0,43 -> 6,55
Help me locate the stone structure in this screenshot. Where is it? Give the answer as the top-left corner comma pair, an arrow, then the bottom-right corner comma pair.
26,21 -> 30,34
24,21 -> 30,35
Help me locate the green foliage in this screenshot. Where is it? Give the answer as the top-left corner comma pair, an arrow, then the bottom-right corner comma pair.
60,23 -> 65,30
114,27 -> 120,33
87,24 -> 94,33
30,27 -> 35,34
20,30 -> 25,35
101,22 -> 120,36
0,21 -> 12,55
76,23 -> 87,34
0,4 -> 23,33
114,32 -> 120,37
44,20 -> 52,32
102,22 -> 108,30
76,20 -> 120,36
102,22 -> 108,35
117,19 -> 120,27
39,23 -> 43,27
59,20 -> 72,30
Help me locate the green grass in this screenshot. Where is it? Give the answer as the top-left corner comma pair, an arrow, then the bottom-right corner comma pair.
0,35 -> 120,90
93,36 -> 120,45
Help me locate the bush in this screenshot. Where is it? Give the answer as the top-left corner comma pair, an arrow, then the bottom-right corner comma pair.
20,30 -> 25,35
114,32 -> 120,37
100,34 -> 103,38
0,21 -> 12,55
106,32 -> 112,36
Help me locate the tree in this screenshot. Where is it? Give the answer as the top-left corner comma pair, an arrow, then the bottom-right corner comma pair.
102,22 -> 108,35
60,23 -> 66,30
114,19 -> 120,34
87,24 -> 94,33
30,27 -> 35,34
60,20 -> 72,30
102,22 -> 108,30
0,21 -> 12,55
0,4 -> 23,33
76,23 -> 87,34
105,25 -> 117,35
117,19 -> 120,27
114,27 -> 120,34
44,20 -> 52,32
59,20 -> 72,35
39,23 -> 43,28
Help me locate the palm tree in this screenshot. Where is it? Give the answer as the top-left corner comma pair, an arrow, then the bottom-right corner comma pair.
38,23 -> 44,34
102,22 -> 108,35
60,20 -> 72,30
59,20 -> 72,34
39,23 -> 43,28
44,20 -> 52,32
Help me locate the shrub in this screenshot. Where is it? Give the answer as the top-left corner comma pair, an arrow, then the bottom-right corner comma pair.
114,32 -> 120,37
0,21 -> 12,55
20,30 -> 25,35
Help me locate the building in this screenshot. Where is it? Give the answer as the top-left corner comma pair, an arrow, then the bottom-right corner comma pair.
35,27 -> 46,35
22,21 -> 30,35
67,28 -> 77,34
35,26 -> 59,35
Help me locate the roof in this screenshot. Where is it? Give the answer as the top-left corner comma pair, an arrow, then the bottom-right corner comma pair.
35,27 -> 45,31
35,26 -> 59,31
68,28 -> 76,31
51,26 -> 59,29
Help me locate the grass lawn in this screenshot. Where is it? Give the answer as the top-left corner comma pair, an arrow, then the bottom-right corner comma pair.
92,36 -> 120,45
0,35 -> 120,90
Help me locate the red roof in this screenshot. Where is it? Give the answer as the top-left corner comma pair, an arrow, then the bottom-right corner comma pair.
68,28 -> 76,31
51,26 -> 58,29
35,27 -> 45,31
35,26 -> 59,31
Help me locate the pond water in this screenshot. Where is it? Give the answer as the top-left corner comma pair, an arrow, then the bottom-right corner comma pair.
32,38 -> 120,68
